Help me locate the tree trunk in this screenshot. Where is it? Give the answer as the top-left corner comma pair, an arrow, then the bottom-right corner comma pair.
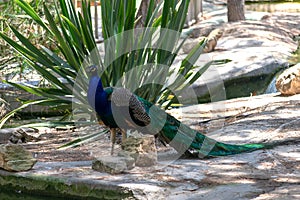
227,0 -> 245,22
136,0 -> 151,27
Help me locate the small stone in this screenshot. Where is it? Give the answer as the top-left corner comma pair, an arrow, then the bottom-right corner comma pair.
0,144 -> 37,172
92,156 -> 135,174
0,128 -> 40,144
10,128 -> 40,144
276,64 -> 300,95
121,135 -> 157,167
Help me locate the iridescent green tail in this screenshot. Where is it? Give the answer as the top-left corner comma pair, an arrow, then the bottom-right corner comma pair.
202,141 -> 267,157
185,131 -> 268,158
181,130 -> 292,158
152,105 -> 283,158
162,119 -> 271,158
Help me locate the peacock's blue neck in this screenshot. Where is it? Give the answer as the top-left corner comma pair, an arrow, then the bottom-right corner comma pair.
87,75 -> 110,115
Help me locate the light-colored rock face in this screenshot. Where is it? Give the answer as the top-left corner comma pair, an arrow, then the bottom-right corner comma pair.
276,63 -> 300,95
0,144 -> 36,172
178,13 -> 300,100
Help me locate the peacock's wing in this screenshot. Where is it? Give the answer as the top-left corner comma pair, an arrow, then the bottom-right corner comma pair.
110,87 -> 151,127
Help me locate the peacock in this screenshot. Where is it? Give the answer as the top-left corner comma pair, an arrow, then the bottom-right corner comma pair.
86,65 -> 274,158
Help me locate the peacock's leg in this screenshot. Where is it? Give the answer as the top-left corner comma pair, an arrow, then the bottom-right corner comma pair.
121,129 -> 127,142
110,128 -> 116,155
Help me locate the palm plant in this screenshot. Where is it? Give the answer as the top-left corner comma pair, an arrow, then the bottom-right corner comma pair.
99,0 -> 206,107
0,0 -> 95,127
0,0 -> 226,128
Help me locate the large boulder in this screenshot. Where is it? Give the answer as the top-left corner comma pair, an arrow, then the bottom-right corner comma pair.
183,15 -> 300,101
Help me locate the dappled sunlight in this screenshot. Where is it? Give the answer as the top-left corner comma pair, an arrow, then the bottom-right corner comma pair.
217,171 -> 252,177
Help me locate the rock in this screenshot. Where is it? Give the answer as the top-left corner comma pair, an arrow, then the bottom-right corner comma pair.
182,38 -> 203,54
179,11 -> 300,101
182,28 -> 223,54
0,144 -> 37,172
92,156 -> 135,174
10,128 -> 40,144
276,64 -> 300,95
121,135 -> 157,167
0,128 -> 40,144
186,26 -> 216,38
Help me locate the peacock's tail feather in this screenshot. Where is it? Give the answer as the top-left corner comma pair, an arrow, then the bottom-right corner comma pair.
148,105 -> 269,158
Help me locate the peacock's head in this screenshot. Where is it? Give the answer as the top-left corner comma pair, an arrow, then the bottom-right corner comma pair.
86,65 -> 98,77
